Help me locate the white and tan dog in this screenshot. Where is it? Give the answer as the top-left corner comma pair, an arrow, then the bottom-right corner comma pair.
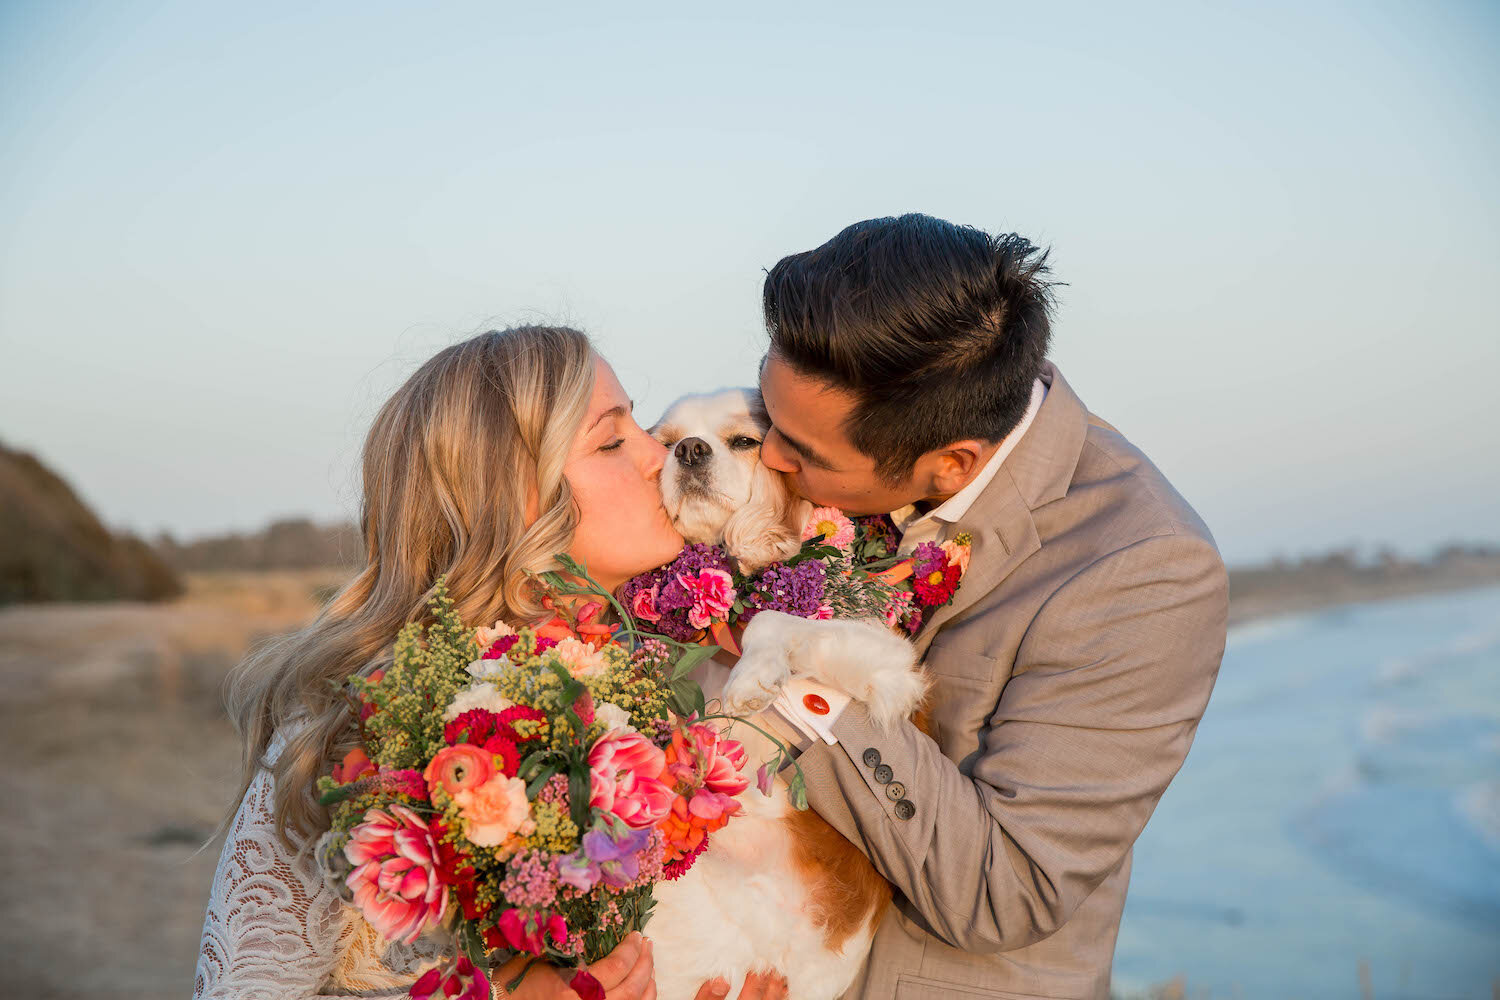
642,388 -> 928,1000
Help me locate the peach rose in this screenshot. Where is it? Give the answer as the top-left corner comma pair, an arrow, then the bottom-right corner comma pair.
453,773 -> 532,848
941,539 -> 972,575
553,636 -> 607,677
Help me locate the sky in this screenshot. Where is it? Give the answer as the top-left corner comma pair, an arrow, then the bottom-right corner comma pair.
1,1 -> 1496,566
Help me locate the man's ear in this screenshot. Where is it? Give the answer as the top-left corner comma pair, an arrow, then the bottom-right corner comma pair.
927,440 -> 990,496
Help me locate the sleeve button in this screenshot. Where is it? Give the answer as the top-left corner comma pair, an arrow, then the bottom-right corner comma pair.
873,763 -> 893,784
885,781 -> 906,801
894,799 -> 916,820
862,748 -> 882,768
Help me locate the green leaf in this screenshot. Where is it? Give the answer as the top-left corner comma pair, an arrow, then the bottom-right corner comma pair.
318,784 -> 358,807
667,677 -> 700,718
568,764 -> 592,832
517,749 -> 551,779
525,763 -> 560,799
670,643 -> 717,680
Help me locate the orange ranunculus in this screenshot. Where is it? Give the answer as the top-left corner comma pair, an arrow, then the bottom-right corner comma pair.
423,744 -> 494,799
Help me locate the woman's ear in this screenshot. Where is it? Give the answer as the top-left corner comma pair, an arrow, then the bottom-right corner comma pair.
721,459 -> 809,574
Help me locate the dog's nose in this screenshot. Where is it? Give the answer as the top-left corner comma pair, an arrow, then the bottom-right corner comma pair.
674,437 -> 712,467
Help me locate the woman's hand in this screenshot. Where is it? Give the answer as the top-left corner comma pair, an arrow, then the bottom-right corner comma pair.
504,931 -> 656,999
692,970 -> 789,1000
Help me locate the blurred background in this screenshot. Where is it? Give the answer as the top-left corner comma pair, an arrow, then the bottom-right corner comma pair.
2,2 -> 1496,997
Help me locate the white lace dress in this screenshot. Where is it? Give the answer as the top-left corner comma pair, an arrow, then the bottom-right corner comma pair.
193,727 -> 453,999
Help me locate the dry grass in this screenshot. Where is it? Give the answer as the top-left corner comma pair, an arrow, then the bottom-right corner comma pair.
0,570 -> 347,998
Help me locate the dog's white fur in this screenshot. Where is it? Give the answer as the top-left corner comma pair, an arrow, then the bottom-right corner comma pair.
644,389 -> 929,1000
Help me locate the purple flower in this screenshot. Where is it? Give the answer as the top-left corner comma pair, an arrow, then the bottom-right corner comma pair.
585,825 -> 652,889
558,824 -> 653,892
741,560 -> 827,621
911,541 -> 947,579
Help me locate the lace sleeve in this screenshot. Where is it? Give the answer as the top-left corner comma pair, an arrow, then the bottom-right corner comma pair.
192,732 -> 446,999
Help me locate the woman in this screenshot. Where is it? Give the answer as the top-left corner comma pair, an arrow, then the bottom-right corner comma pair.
194,327 -> 787,1000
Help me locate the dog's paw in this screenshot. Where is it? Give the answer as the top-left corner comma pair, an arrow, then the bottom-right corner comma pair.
861,663 -> 930,728
720,648 -> 791,716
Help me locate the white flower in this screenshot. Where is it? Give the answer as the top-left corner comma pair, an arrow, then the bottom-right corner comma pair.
594,702 -> 631,733
441,681 -> 515,722
466,659 -> 504,680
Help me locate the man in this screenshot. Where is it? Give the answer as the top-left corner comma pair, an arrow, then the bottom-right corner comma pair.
755,214 -> 1228,999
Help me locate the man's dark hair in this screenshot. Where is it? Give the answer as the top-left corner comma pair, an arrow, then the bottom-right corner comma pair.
763,213 -> 1055,482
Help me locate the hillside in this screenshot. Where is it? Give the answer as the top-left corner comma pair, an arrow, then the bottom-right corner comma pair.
0,443 -> 181,604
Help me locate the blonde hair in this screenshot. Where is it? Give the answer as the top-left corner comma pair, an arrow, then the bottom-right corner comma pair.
222,326 -> 596,845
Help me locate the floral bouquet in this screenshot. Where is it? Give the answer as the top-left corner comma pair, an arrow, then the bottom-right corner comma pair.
620,508 -> 973,652
316,563 -> 789,999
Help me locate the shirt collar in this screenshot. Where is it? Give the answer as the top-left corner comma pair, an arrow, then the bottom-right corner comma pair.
890,377 -> 1048,536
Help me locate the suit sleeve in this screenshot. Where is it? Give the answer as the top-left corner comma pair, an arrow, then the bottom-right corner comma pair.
796,531 -> 1229,953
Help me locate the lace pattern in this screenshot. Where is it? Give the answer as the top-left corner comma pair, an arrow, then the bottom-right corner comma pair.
193,727 -> 451,998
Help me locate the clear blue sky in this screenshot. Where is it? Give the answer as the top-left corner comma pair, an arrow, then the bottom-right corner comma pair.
2,1 -> 1496,565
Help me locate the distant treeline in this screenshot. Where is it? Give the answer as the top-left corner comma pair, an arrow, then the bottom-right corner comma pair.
154,519 -> 362,572
1227,543 -> 1500,624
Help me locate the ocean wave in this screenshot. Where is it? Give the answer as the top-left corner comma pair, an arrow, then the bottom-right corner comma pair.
1459,781 -> 1500,851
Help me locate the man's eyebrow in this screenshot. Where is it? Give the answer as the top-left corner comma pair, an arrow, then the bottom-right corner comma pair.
777,426 -> 831,468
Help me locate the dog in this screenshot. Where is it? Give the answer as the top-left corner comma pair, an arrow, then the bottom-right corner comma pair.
642,388 -> 929,1000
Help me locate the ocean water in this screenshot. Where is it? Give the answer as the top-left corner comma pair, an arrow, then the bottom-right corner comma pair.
1112,585 -> 1500,999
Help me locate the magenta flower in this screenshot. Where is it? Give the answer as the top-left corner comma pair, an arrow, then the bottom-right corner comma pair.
410,957 -> 489,1000
677,567 -> 735,629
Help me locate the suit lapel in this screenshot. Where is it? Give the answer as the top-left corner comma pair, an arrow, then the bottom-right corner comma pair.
915,477 -> 1038,657
912,362 -> 1089,658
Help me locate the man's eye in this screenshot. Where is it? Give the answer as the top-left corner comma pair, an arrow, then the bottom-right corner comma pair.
728,436 -> 761,450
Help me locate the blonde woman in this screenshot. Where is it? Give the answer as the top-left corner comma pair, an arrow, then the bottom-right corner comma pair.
193,327 -> 787,1000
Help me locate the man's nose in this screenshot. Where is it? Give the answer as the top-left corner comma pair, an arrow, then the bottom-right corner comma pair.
760,430 -> 797,473
674,437 -> 712,468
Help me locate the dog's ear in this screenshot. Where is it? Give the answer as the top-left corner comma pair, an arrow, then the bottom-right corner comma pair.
721,459 -> 811,574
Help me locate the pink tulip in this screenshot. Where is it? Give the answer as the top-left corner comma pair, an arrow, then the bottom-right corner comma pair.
588,728 -> 674,829
344,806 -> 448,944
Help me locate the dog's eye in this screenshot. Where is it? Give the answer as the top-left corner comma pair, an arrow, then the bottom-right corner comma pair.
728,435 -> 761,451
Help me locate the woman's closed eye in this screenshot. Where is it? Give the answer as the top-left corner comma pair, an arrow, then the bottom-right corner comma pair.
600,438 -> 625,452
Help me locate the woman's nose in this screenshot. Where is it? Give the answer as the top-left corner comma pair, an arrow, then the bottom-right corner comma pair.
641,432 -> 668,480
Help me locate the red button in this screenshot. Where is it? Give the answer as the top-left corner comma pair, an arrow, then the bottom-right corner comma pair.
803,693 -> 830,715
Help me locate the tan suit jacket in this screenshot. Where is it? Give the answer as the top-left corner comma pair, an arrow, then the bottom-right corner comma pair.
798,362 -> 1229,999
